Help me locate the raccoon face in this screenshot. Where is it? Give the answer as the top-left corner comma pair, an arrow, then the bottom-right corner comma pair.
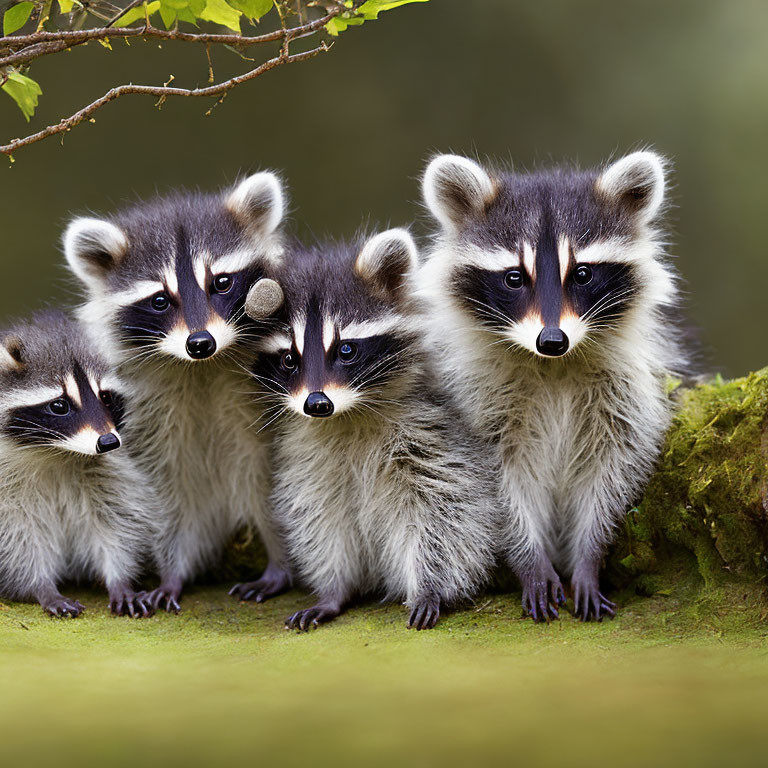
0,314 -> 124,457
422,152 -> 674,358
64,173 -> 285,364
252,230 -> 419,420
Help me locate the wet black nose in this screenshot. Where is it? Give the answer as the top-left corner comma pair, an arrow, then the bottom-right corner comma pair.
536,327 -> 569,357
304,391 -> 335,418
96,433 -> 121,454
186,331 -> 217,360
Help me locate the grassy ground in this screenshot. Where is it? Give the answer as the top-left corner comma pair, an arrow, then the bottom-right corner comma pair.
2,580 -> 768,768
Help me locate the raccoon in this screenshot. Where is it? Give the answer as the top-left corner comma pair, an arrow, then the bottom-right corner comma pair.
418,151 -> 685,621
0,311 -> 153,617
63,173 -> 290,611
250,229 -> 496,630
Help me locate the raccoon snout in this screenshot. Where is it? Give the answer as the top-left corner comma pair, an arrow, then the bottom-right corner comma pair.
536,327 -> 569,357
304,391 -> 335,418
96,433 -> 121,454
186,331 -> 217,360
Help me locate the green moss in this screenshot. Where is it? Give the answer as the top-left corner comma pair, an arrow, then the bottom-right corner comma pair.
2,584 -> 768,768
609,367 -> 768,601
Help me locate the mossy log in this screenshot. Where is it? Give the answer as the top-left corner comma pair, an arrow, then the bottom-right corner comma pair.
608,368 -> 768,598
211,369 -> 768,600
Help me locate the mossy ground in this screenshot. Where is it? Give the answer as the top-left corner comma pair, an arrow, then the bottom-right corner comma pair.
2,580 -> 768,768
2,371 -> 766,766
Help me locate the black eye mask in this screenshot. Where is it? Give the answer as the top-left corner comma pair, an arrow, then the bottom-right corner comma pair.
253,333 -> 412,398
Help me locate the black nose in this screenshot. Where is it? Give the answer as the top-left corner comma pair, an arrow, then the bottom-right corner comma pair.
96,433 -> 121,454
536,327 -> 569,357
186,331 -> 217,360
304,391 -> 335,418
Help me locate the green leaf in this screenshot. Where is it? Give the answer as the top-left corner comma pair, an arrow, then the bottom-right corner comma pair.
2,72 -> 42,121
200,0 -> 241,31
158,3 -> 177,28
112,0 -> 161,26
356,0 -> 428,19
58,0 -> 81,12
326,0 -> 427,35
228,0 -> 270,20
175,5 -> 198,23
3,2 -> 34,35
325,15 -> 364,36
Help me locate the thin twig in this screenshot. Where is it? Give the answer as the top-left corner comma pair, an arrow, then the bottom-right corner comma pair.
0,9 -> 333,53
0,41 -> 330,156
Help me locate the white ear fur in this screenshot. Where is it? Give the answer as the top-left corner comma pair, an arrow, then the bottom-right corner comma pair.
422,154 -> 497,232
597,151 -> 666,222
355,228 -> 418,299
0,335 -> 24,372
64,217 -> 128,290
226,172 -> 285,238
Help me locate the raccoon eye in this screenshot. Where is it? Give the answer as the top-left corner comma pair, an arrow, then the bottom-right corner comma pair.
49,398 -> 70,416
280,351 -> 298,372
151,293 -> 171,312
573,265 -> 593,285
338,342 -> 358,363
504,269 -> 524,290
212,275 -> 232,294
100,391 -> 113,408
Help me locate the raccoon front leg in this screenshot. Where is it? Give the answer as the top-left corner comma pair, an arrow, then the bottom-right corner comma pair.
2,521 -> 81,617
285,591 -> 348,631
500,477 -> 565,622
229,516 -> 292,603
88,519 -> 152,618
147,532 -> 186,613
564,473 -> 627,622
36,585 -> 86,618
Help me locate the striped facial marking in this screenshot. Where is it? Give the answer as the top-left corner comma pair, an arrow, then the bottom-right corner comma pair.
115,235 -> 265,362
253,311 -> 411,419
455,231 -> 639,358
3,363 -> 125,456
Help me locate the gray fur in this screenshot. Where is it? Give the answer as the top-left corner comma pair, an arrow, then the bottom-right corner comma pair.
63,173 -> 291,611
0,311 -> 154,617
254,230 -> 496,630
419,151 -> 687,621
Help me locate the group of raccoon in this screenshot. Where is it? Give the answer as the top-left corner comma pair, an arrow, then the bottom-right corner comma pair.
0,149 -> 687,629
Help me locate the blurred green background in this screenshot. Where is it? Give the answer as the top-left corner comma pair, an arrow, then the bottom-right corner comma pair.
1,0 -> 766,375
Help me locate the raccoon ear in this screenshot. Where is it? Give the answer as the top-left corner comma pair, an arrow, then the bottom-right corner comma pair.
226,172 -> 285,239
64,217 -> 128,290
356,228 -> 418,301
422,154 -> 498,232
0,334 -> 24,372
597,151 -> 666,222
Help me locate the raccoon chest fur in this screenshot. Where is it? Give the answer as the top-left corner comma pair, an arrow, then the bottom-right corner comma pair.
273,419 -> 425,596
123,359 -> 271,578
0,451 -> 128,589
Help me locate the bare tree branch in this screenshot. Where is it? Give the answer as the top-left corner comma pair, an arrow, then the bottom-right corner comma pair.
0,11 -> 336,69
0,39 -> 330,156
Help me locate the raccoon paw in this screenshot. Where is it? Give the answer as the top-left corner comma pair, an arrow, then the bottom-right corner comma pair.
285,604 -> 341,632
109,588 -> 153,618
229,563 -> 291,603
147,582 -> 182,614
520,569 -> 566,623
571,566 -> 616,622
41,596 -> 85,618
407,598 -> 441,631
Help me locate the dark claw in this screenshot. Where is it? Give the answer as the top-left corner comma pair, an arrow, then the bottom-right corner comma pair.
572,573 -> 617,622
408,598 -> 440,630
285,604 -> 340,632
146,584 -> 182,614
230,565 -> 291,605
43,596 -> 85,618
